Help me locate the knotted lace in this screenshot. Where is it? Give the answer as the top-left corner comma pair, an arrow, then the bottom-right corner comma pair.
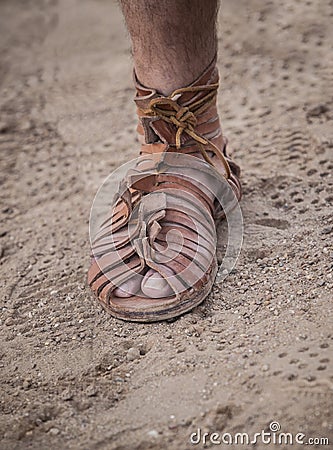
139,83 -> 231,178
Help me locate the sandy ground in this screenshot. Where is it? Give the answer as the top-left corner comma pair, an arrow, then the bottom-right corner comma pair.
1,0 -> 332,449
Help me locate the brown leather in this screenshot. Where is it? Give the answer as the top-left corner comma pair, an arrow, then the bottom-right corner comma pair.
88,58 -> 242,322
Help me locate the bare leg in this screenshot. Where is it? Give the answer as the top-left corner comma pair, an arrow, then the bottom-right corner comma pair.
114,0 -> 220,298
120,0 -> 219,95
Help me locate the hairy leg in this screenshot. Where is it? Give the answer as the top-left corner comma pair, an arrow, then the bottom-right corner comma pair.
120,0 -> 219,95
114,0 -> 220,298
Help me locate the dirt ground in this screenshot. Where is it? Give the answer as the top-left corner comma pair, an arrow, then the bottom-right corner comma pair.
1,0 -> 332,449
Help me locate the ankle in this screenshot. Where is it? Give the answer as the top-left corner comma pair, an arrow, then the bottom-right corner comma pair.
134,58 -> 224,161
134,63 -> 210,97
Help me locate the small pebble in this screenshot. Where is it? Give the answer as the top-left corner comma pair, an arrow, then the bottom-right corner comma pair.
5,317 -> 14,326
49,428 -> 60,436
22,379 -> 31,389
86,385 -> 97,397
126,347 -> 140,361
211,326 -> 223,333
147,430 -> 159,438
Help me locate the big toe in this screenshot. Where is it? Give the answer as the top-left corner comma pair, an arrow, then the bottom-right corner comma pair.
141,268 -> 174,298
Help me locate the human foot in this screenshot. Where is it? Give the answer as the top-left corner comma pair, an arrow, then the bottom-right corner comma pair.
88,59 -> 241,321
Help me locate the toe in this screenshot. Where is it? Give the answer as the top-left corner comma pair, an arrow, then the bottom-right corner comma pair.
141,268 -> 174,298
114,275 -> 142,298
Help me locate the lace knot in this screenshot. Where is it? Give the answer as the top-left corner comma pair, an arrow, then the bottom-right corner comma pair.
138,82 -> 231,178
145,98 -> 201,149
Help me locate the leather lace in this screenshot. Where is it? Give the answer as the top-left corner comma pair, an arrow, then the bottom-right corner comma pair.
139,83 -> 231,178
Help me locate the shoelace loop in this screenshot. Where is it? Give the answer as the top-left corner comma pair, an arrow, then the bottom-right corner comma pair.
139,83 -> 231,178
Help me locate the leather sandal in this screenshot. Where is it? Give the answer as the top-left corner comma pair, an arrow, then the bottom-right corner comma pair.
88,57 -> 241,322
